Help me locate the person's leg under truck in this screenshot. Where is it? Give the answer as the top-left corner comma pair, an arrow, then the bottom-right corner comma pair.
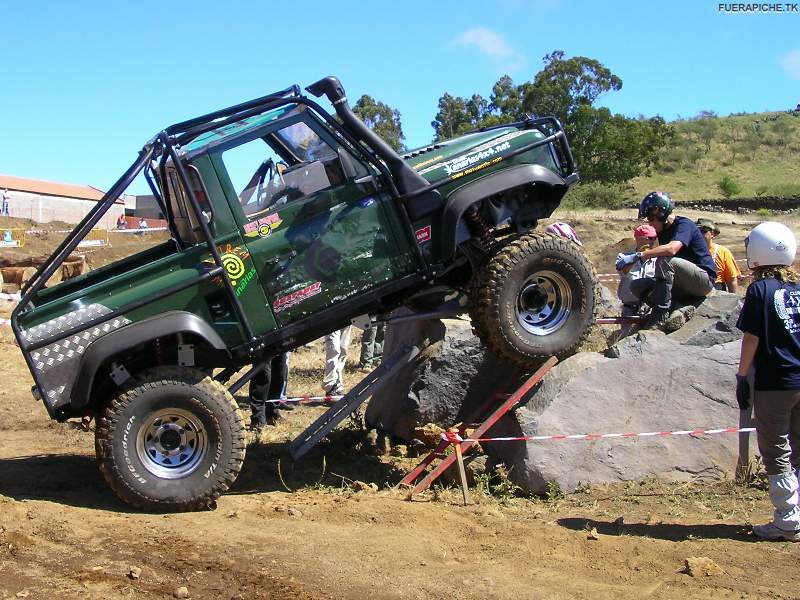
269,353 -> 289,402
754,389 -> 800,531
249,363 -> 274,426
323,327 -> 352,393
360,325 -> 378,366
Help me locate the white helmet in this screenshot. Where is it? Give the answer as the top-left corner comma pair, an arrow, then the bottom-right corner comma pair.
745,221 -> 797,268
545,222 -> 582,246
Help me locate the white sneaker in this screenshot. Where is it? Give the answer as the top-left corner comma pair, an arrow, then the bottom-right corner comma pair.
752,522 -> 800,541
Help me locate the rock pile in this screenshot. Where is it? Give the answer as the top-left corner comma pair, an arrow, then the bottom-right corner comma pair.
368,290 -> 749,494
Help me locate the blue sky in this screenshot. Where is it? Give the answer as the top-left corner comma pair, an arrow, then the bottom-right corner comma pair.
1,0 -> 797,193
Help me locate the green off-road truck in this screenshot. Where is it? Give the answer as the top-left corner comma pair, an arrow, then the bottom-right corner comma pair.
12,77 -> 597,510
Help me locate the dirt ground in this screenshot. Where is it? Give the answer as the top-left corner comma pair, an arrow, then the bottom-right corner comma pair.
2,211 -> 800,599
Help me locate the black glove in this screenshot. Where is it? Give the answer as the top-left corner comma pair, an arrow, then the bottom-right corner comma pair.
735,374 -> 751,411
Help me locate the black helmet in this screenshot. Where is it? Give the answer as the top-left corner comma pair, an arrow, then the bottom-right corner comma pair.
638,191 -> 674,222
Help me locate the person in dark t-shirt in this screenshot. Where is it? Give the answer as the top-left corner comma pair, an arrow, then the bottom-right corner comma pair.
736,221 -> 800,541
615,191 -> 716,331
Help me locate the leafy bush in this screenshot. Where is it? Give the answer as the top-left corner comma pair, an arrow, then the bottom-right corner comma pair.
768,183 -> 800,198
717,175 -> 742,199
755,185 -> 769,197
561,182 -> 632,209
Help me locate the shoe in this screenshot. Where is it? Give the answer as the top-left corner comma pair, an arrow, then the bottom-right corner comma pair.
752,522 -> 800,541
249,413 -> 284,430
642,308 -> 669,331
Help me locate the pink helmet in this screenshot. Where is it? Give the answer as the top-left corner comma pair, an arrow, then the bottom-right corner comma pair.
545,222 -> 582,246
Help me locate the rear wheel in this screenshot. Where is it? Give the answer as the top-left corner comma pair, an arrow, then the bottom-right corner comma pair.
95,366 -> 246,512
469,232 -> 598,363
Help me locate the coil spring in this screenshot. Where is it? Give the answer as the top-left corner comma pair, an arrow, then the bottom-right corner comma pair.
464,206 -> 493,252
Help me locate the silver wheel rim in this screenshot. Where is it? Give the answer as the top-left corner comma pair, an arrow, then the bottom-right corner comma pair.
136,408 -> 208,479
516,270 -> 572,336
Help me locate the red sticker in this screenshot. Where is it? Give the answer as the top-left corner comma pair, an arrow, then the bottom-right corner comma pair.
415,225 -> 431,244
273,282 -> 322,313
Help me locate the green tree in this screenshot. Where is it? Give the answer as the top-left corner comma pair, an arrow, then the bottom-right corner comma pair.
429,50 -> 671,184
569,107 -> 671,183
353,94 -> 406,152
694,115 -> 719,153
520,50 -> 622,129
431,93 -> 472,141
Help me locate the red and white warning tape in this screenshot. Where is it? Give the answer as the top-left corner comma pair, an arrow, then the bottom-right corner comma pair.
264,394 -> 343,405
443,426 -> 755,444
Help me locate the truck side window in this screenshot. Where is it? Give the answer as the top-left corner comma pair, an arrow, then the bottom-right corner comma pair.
164,165 -> 213,244
222,120 -> 369,220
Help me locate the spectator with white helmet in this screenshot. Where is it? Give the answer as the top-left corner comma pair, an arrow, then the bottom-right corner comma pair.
616,191 -> 717,331
736,221 -> 800,541
545,222 -> 582,246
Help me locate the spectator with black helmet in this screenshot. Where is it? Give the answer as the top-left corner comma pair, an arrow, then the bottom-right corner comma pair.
735,221 -> 800,541
696,218 -> 741,292
616,191 -> 717,330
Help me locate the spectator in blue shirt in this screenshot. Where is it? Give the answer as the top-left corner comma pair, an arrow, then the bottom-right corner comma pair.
616,192 -> 716,331
736,221 -> 800,542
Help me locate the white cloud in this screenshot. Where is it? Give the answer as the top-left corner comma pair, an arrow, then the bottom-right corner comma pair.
780,48 -> 800,80
453,27 -> 525,72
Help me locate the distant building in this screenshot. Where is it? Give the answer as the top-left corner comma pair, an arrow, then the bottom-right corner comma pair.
130,195 -> 165,220
0,174 -> 124,229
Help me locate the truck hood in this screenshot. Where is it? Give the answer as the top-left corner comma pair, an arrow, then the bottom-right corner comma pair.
402,126 -> 545,184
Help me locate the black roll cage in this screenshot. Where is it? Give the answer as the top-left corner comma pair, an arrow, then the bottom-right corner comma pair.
12,81 -> 577,405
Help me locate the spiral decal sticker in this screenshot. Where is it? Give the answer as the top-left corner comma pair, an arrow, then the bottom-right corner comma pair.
221,253 -> 246,285
203,244 -> 256,296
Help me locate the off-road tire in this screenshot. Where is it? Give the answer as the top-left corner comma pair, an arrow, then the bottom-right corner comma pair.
469,232 -> 598,363
95,366 -> 246,512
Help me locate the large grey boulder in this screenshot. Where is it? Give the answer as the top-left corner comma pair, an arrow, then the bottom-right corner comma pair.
503,332 -> 750,493
367,290 -> 748,494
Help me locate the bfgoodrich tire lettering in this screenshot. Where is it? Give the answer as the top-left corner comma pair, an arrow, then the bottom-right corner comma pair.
95,366 -> 246,512
469,232 -> 598,363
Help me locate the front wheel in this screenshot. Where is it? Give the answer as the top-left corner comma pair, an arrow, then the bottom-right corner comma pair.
469,232 -> 598,363
95,366 -> 246,512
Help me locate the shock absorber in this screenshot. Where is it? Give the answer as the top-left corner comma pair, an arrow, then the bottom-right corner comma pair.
464,205 -> 494,252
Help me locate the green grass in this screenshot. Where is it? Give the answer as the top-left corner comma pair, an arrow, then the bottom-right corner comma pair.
628,110 -> 800,201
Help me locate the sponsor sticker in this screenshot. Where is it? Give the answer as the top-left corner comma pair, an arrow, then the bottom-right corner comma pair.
273,282 -> 322,313
415,225 -> 432,244
417,130 -> 527,177
244,213 -> 283,238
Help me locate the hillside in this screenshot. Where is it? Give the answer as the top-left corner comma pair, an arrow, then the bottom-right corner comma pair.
562,109 -> 800,209
631,109 -> 800,201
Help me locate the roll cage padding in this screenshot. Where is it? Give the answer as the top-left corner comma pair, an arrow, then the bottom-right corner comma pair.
70,311 -> 229,411
440,164 -> 567,261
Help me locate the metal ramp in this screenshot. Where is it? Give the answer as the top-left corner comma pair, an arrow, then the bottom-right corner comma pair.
288,344 -> 421,460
